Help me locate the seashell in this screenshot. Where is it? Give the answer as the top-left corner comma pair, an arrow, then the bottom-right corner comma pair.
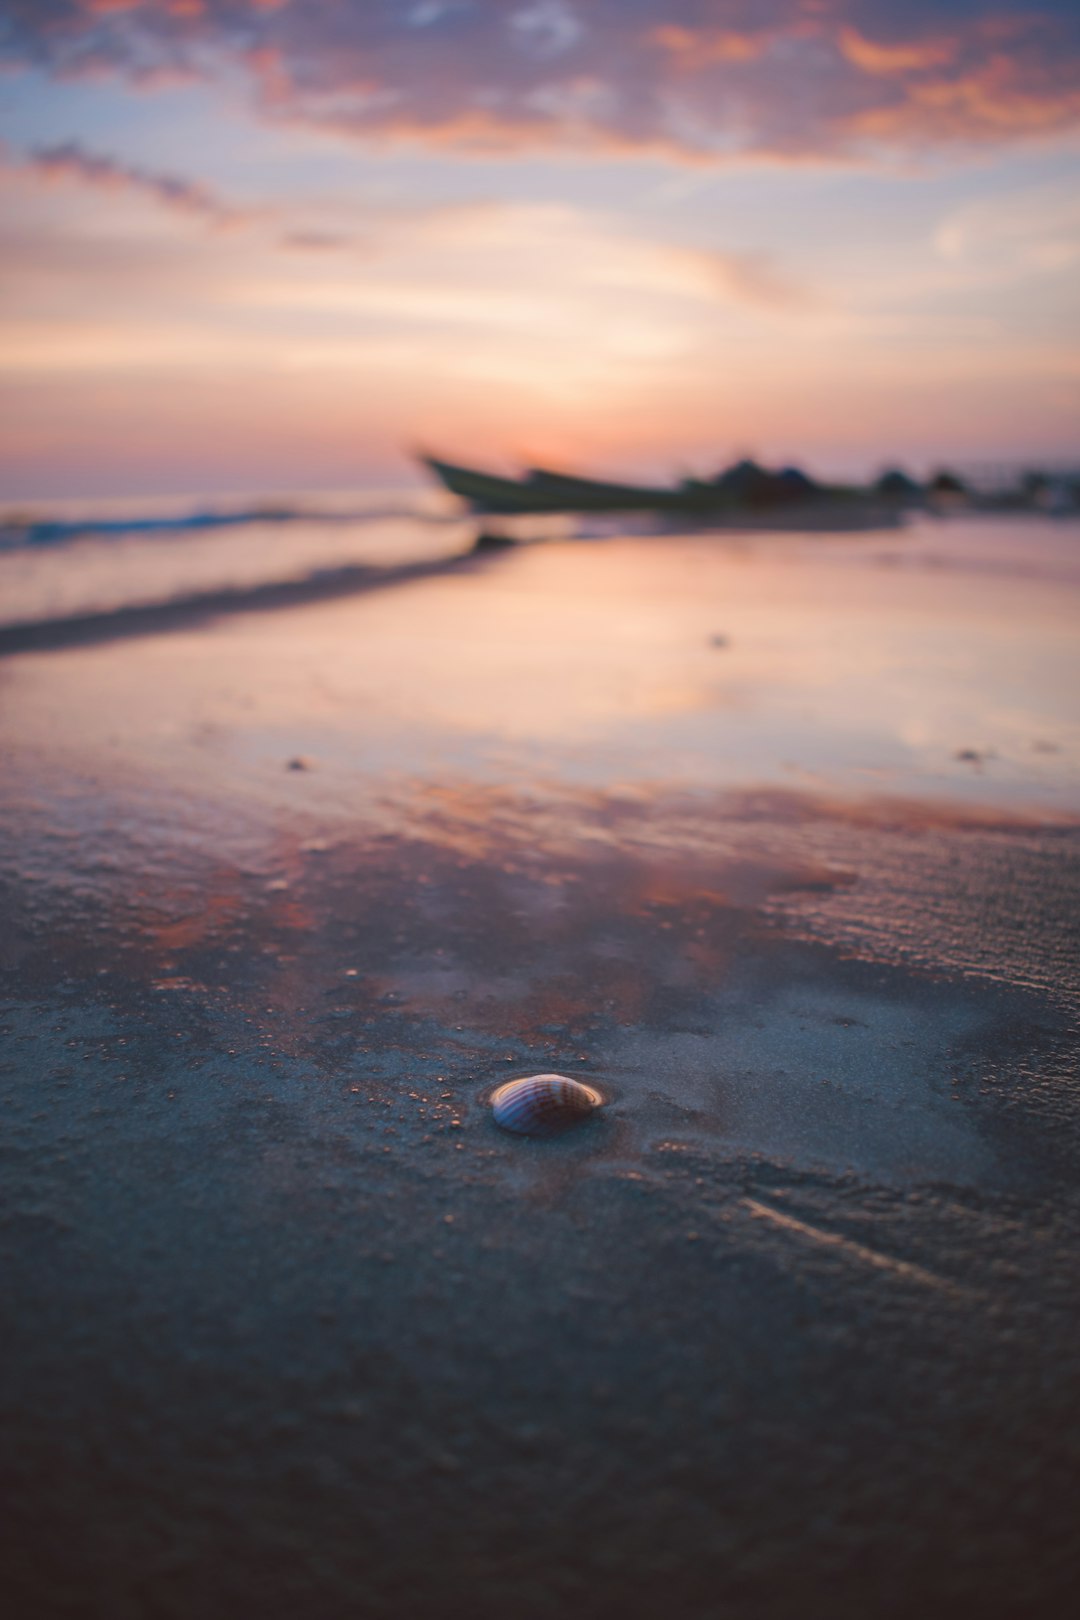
490,1073 -> 603,1137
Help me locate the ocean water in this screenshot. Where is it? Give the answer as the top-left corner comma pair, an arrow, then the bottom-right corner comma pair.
0,487 -> 478,629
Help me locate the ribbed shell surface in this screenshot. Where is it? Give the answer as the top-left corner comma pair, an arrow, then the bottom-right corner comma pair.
490,1074 -> 601,1137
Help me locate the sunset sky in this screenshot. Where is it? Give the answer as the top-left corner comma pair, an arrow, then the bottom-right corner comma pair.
1,0 -> 1079,498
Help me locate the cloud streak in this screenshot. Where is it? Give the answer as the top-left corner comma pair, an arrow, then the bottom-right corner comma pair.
2,2 -> 1080,160
12,138 -> 252,226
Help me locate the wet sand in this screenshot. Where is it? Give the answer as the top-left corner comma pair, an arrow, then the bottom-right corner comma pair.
2,516 -> 1079,1618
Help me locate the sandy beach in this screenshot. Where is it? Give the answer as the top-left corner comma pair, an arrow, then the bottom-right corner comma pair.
1,509 -> 1078,1617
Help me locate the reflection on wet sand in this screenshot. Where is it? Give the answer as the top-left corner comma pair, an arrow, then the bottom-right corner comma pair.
7,772 -> 1076,1191
3,521 -> 1077,835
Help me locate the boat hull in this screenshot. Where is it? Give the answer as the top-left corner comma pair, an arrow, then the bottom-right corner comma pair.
422,456 -> 709,514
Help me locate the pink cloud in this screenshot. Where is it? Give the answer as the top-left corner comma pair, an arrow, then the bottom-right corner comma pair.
3,3 -> 1080,158
9,139 -> 252,226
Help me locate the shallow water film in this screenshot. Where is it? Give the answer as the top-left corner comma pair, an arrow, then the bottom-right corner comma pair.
2,510 -> 1079,1620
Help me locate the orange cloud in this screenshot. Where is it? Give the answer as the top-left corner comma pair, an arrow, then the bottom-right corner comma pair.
844,53 -> 1080,142
837,27 -> 956,75
651,25 -> 767,66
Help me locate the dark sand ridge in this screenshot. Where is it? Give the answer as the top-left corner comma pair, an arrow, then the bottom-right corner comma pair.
1,521 -> 1079,1618
0,549 -> 492,657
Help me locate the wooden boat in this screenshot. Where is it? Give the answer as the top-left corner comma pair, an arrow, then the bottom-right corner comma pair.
420,454 -> 842,516
421,455 -> 689,513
